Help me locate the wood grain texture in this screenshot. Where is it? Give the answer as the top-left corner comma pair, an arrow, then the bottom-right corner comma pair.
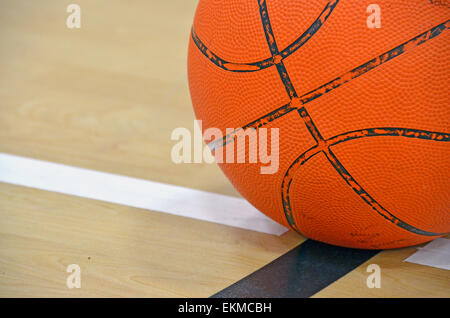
314,237 -> 450,298
0,182 -> 302,297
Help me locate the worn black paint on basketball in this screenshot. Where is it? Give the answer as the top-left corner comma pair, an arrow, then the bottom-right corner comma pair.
211,239 -> 380,298
191,0 -> 339,73
281,127 -> 450,241
201,18 -> 450,152
191,0 -> 450,238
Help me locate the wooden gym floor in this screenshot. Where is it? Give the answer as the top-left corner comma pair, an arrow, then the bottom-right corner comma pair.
0,0 -> 448,297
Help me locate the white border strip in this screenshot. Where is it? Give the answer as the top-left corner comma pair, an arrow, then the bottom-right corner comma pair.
0,153 -> 288,235
404,238 -> 450,271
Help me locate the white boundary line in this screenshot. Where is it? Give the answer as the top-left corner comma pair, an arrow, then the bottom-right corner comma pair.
0,153 -> 288,235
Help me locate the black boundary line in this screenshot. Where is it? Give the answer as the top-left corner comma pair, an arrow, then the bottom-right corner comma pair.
211,240 -> 380,298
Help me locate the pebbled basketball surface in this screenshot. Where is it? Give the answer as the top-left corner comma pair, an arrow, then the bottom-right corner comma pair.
188,0 -> 450,249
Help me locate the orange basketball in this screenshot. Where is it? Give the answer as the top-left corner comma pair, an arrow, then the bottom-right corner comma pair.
187,0 -> 450,249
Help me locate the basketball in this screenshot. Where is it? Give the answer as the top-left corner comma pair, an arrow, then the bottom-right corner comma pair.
187,0 -> 449,249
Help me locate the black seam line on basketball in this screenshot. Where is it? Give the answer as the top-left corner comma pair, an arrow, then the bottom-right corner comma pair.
280,0 -> 339,58
198,1 -> 449,237
281,127 -> 450,238
208,0 -> 320,151
191,27 -> 271,72
276,60 -> 298,98
301,19 -> 450,104
258,0 -> 301,100
324,149 -> 446,237
258,0 -> 280,55
218,1 -> 448,239
208,103 -> 294,151
190,0 -> 338,72
206,19 -> 450,151
258,0 -> 328,146
297,108 -> 324,143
